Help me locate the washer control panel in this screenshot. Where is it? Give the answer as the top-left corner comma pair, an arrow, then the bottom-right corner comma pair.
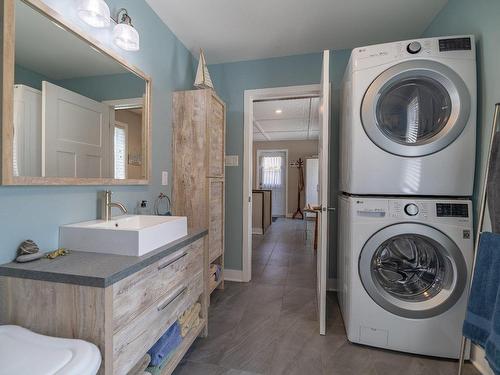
352,198 -> 471,225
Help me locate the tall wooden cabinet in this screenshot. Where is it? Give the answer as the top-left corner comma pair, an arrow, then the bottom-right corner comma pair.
172,89 -> 225,295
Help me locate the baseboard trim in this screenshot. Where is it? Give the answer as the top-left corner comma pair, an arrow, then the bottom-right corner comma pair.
224,268 -> 245,282
252,228 -> 263,235
327,278 -> 338,292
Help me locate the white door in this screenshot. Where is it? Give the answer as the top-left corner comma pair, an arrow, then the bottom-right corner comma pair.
257,150 -> 287,216
305,158 -> 319,216
42,81 -> 111,178
317,50 -> 330,335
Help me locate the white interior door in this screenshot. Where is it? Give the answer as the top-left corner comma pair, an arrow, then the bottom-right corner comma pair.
257,150 -> 287,216
317,50 -> 330,335
42,81 -> 111,178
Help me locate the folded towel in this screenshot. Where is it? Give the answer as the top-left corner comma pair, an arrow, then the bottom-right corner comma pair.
488,132 -> 500,233
463,232 -> 500,374
179,303 -> 201,325
486,299 -> 500,375
181,303 -> 201,337
146,350 -> 176,375
127,353 -> 151,375
147,321 -> 182,367
209,264 -> 222,281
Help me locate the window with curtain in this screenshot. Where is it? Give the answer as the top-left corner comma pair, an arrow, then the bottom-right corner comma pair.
261,156 -> 283,188
114,125 -> 128,179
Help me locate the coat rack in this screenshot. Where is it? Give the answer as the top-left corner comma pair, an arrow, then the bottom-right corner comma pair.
458,103 -> 500,374
292,158 -> 305,220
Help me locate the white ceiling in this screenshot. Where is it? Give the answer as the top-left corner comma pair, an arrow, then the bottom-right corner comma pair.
146,0 -> 447,64
253,98 -> 319,142
15,0 -> 128,80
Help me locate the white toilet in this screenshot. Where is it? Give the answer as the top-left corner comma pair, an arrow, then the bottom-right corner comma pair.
0,325 -> 101,375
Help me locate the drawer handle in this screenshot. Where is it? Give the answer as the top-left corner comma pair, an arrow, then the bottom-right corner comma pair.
157,286 -> 187,312
158,251 -> 187,271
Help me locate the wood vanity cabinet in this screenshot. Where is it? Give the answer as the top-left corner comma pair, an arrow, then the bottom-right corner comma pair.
0,236 -> 208,375
172,89 -> 225,295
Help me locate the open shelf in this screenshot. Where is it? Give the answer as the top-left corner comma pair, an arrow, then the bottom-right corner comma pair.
159,318 -> 207,375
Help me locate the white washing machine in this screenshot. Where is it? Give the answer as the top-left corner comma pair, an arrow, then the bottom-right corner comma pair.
339,36 -> 476,196
337,195 -> 472,358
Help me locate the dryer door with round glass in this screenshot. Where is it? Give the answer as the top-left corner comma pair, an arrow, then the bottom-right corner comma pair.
361,60 -> 471,157
359,223 -> 467,319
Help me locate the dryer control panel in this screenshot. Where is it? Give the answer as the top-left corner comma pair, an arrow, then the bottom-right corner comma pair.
351,35 -> 476,72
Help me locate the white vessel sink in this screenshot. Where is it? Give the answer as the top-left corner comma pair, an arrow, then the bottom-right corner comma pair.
59,215 -> 188,257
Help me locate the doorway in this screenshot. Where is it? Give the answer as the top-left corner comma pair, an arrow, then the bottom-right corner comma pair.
243,84 -> 320,284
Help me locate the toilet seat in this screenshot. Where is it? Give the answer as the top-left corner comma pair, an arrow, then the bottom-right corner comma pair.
0,325 -> 101,375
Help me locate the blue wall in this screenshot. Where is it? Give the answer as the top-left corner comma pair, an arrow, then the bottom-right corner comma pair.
0,0 -> 196,264
209,50 -> 351,276
15,64 -> 145,102
424,0 -> 500,220
15,64 -> 51,90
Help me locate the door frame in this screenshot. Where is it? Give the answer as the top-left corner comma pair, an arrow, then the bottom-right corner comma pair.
256,148 -> 289,217
243,84 -> 320,282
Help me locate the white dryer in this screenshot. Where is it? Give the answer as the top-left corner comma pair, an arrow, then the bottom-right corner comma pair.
337,195 -> 472,358
340,36 -> 476,196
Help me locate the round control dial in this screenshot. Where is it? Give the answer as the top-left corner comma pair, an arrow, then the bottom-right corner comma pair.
404,203 -> 419,216
407,41 -> 422,54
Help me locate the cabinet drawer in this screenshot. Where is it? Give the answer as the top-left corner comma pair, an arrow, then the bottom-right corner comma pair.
113,270 -> 203,375
112,238 -> 203,332
209,179 -> 224,262
208,96 -> 225,177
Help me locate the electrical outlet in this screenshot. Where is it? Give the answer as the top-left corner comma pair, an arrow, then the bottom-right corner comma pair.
162,171 -> 168,186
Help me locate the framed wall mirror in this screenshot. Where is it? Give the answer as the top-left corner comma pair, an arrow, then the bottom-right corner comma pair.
1,0 -> 152,185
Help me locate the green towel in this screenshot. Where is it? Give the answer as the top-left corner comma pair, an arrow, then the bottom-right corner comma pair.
145,350 -> 176,375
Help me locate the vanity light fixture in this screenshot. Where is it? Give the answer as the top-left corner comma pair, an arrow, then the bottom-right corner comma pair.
77,0 -> 111,28
112,8 -> 140,52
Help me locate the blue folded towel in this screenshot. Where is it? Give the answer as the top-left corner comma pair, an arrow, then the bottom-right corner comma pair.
147,321 -> 182,367
463,232 -> 500,374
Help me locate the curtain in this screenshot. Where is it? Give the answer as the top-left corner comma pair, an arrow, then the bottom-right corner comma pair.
261,156 -> 283,188
114,126 -> 127,179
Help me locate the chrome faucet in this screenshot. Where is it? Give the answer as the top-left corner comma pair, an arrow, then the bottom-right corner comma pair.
100,190 -> 128,221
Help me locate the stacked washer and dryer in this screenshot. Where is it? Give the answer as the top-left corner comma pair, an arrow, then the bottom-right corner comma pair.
338,36 -> 477,358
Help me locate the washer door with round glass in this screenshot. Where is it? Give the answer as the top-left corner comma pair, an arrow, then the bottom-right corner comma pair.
361,60 -> 471,157
359,223 -> 467,319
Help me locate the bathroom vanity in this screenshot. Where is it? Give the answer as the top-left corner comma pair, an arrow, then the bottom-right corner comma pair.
0,230 -> 209,375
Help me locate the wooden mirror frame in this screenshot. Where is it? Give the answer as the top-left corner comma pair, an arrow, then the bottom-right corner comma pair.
1,0 -> 152,185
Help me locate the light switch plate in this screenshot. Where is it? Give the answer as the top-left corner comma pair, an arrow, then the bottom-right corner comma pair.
162,171 -> 168,186
225,155 -> 239,167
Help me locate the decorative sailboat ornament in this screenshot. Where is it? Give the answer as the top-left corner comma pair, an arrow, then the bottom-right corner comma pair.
194,49 -> 214,89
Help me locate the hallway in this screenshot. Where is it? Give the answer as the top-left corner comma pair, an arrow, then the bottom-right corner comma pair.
174,219 -> 479,375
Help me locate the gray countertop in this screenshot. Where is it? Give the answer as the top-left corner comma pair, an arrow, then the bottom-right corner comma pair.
0,229 -> 208,288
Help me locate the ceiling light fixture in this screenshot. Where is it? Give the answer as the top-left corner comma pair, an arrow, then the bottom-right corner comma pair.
275,109 -> 283,114
112,8 -> 140,52
77,0 -> 111,28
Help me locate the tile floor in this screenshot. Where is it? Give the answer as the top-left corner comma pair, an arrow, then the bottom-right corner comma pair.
174,218 -> 479,375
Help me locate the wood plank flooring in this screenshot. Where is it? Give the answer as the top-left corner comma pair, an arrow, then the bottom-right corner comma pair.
173,219 -> 480,375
